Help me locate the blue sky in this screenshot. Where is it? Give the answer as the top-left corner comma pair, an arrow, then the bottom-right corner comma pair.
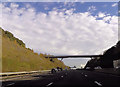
1,0 -> 120,2
4,2 -> 118,16
1,2 -> 118,67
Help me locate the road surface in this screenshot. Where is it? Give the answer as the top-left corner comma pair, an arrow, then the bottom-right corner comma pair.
2,69 -> 120,87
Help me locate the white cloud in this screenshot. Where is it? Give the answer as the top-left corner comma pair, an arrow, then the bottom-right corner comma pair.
97,12 -> 106,18
10,3 -> 19,8
112,3 -> 118,7
88,6 -> 96,12
63,2 -> 75,8
44,6 -> 49,10
1,3 -> 118,67
80,1 -> 85,4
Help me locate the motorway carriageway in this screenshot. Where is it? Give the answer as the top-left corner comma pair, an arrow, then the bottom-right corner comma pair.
1,69 -> 120,87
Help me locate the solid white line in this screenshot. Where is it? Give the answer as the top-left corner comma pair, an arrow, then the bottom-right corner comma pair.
6,83 -> 15,86
46,82 -> 53,86
94,81 -> 102,86
0,70 -> 51,76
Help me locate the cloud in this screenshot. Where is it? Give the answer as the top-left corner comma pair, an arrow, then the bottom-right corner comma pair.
44,6 -> 49,10
63,2 -> 75,8
87,6 -> 96,12
63,58 -> 89,67
80,0 -> 85,4
1,3 -> 118,57
97,12 -> 106,18
112,3 -> 118,7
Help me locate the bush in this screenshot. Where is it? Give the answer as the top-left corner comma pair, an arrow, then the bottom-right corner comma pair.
15,38 -> 25,47
2,29 -> 25,47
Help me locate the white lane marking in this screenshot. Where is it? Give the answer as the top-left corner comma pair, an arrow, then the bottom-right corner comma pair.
46,82 -> 53,87
61,76 -> 64,78
85,75 -> 87,77
6,83 -> 15,86
94,81 -> 102,86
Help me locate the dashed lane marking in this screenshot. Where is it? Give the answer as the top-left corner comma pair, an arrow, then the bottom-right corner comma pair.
61,76 -> 64,78
46,82 -> 53,87
85,75 -> 88,77
6,83 -> 15,86
81,73 -> 83,75
94,81 -> 102,86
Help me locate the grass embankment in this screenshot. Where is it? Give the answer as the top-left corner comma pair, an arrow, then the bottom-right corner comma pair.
1,28 -> 66,72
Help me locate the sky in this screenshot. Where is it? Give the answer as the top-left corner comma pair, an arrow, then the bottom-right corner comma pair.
0,2 -> 118,67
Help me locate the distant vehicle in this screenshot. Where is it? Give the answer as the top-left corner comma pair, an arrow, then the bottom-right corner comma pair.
116,66 -> 120,69
51,68 -> 57,74
57,67 -> 63,71
51,67 -> 63,74
86,67 -> 91,69
65,67 -> 68,70
76,68 -> 85,70
71,67 -> 77,70
70,66 -> 77,70
85,67 -> 94,71
94,66 -> 102,69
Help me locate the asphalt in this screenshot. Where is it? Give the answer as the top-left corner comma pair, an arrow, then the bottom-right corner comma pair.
1,69 -> 120,87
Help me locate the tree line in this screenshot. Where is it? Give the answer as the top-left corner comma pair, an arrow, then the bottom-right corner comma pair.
85,41 -> 120,69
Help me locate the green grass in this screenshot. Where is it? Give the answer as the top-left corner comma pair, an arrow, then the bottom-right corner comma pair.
1,28 -> 66,72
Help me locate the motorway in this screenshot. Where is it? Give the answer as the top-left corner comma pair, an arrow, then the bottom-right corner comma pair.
2,69 -> 120,87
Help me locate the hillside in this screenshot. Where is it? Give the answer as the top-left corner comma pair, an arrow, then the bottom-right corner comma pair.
0,27 -> 66,72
